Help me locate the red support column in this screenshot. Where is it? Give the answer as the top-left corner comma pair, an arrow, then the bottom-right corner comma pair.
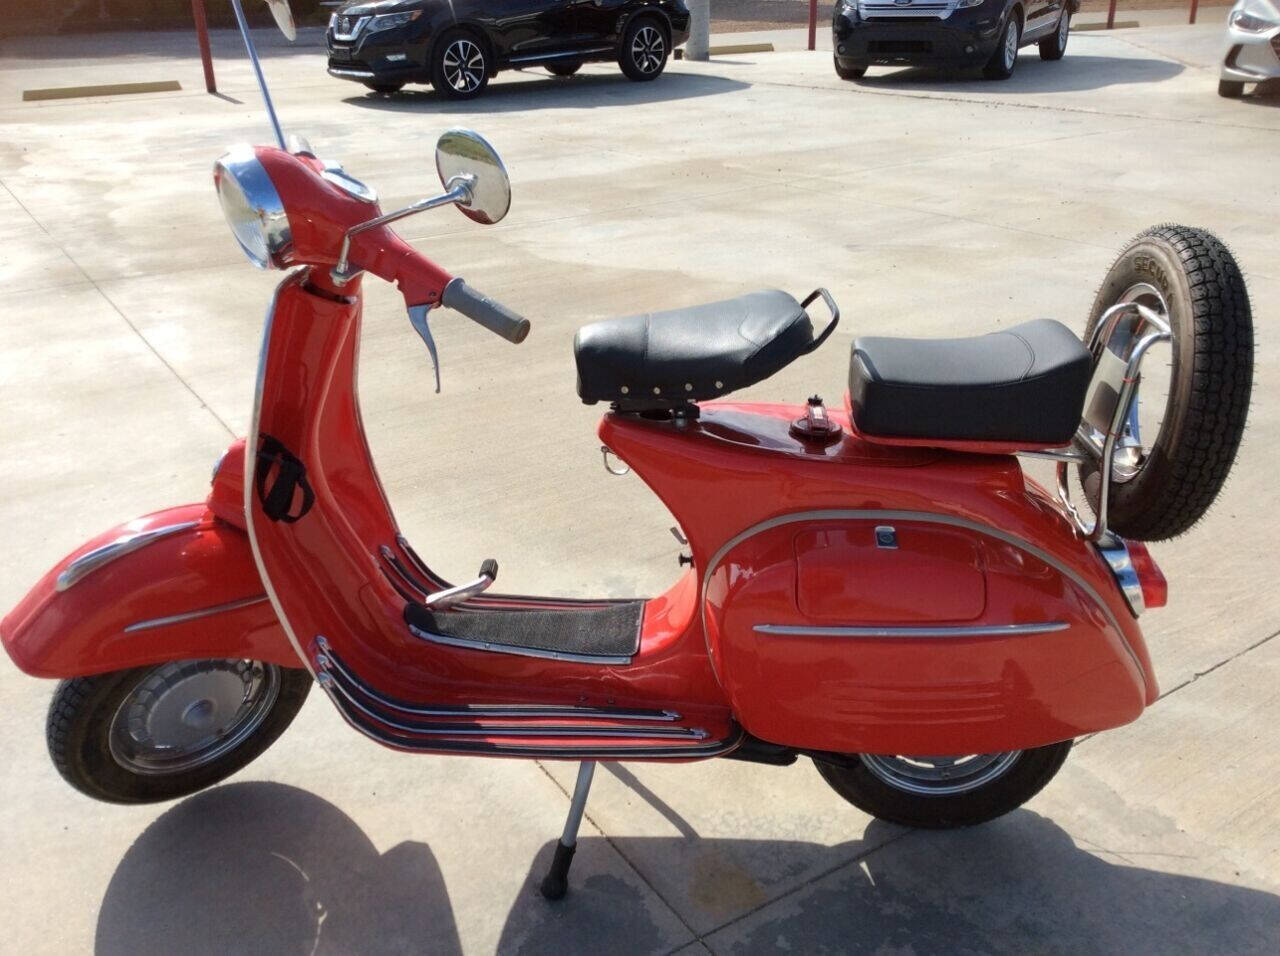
1189,0 -> 1200,24
808,0 -> 818,51
192,0 -> 217,93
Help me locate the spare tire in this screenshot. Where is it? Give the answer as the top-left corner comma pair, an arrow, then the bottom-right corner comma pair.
1081,225 -> 1253,540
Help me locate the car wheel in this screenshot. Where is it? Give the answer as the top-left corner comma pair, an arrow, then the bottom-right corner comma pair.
619,18 -> 668,82
546,59 -> 583,77
362,80 -> 405,94
834,56 -> 867,80
1218,79 -> 1246,98
431,29 -> 490,99
983,14 -> 1020,80
1039,9 -> 1069,61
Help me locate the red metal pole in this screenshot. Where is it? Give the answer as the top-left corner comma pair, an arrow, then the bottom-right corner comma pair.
192,0 -> 217,93
1189,0 -> 1199,24
808,0 -> 817,51
1106,0 -> 1116,29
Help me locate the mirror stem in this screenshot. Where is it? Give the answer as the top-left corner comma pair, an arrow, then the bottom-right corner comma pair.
230,0 -> 287,150
331,175 -> 476,284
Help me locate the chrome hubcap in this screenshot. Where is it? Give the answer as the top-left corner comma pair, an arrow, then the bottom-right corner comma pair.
632,26 -> 665,74
1108,282 -> 1172,483
108,660 -> 280,775
1004,22 -> 1018,69
861,751 -> 1021,796
443,39 -> 484,93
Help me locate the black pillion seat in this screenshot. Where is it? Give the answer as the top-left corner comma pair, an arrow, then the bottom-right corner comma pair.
574,290 -> 831,405
849,319 -> 1093,446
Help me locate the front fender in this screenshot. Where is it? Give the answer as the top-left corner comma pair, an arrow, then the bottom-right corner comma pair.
1,503 -> 297,678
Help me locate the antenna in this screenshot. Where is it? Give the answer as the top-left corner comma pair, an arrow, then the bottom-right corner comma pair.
229,0 -> 288,149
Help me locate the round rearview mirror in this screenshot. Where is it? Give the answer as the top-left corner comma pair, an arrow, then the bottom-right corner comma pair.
435,129 -> 511,225
264,0 -> 296,41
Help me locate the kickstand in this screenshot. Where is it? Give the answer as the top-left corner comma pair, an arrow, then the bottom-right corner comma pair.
540,761 -> 596,901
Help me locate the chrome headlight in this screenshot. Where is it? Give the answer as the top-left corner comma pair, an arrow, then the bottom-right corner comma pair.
366,10 -> 421,33
213,146 -> 292,270
1230,9 -> 1276,31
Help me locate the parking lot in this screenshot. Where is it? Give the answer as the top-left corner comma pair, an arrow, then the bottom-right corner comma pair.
1,16 -> 1278,954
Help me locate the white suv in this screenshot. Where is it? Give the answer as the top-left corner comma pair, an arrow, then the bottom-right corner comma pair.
1219,0 -> 1280,97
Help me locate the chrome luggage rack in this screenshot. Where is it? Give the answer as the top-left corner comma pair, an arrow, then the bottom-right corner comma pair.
1029,301 -> 1172,542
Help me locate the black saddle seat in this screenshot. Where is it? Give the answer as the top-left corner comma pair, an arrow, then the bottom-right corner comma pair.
575,290 -> 820,405
849,318 -> 1092,446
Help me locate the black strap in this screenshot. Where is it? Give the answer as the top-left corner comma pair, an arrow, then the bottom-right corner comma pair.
255,434 -> 315,524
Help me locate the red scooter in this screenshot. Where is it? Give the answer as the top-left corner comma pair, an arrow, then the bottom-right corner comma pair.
2,1 -> 1254,901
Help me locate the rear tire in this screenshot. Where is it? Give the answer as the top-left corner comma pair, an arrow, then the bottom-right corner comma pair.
815,742 -> 1072,829
983,15 -> 1020,80
546,59 -> 583,77
1082,225 -> 1253,540
1039,10 -> 1069,61
48,661 -> 311,804
431,29 -> 490,99
1218,79 -> 1246,98
619,18 -> 669,82
834,57 -> 867,80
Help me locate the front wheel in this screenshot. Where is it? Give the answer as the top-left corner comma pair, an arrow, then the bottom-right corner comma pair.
834,56 -> 867,80
47,660 -> 311,804
619,18 -> 669,82
1218,79 -> 1246,98
983,15 -> 1020,80
431,30 -> 490,99
814,742 -> 1072,828
1039,10 -> 1069,61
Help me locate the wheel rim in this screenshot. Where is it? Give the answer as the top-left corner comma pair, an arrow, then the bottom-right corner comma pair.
860,751 -> 1021,796
109,660 -> 280,775
1106,282 -> 1173,484
632,26 -> 665,74
1004,21 -> 1018,70
443,39 -> 484,93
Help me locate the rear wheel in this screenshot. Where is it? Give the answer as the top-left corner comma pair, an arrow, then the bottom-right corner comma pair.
1039,9 -> 1069,61
815,742 -> 1072,828
546,59 -> 583,77
983,15 -> 1020,80
834,57 -> 867,80
47,660 -> 311,804
619,18 -> 669,82
1218,79 -> 1246,98
1081,225 -> 1253,540
431,30 -> 490,99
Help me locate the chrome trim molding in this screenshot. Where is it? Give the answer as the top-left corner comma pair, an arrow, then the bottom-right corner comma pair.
753,621 -> 1069,638
124,595 -> 271,633
700,508 -> 1142,689
407,622 -> 633,666
1096,535 -> 1144,617
509,46 -> 613,64
57,521 -> 199,592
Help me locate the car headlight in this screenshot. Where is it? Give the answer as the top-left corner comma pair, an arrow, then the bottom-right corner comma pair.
956,0 -> 985,8
328,12 -> 337,30
213,146 -> 292,270
1230,9 -> 1276,32
366,10 -> 422,33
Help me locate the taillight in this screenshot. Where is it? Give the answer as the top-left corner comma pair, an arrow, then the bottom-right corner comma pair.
1126,541 -> 1167,610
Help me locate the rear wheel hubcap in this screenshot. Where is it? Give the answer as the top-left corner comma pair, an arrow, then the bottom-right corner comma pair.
861,751 -> 1021,796
443,39 -> 484,92
632,26 -> 665,73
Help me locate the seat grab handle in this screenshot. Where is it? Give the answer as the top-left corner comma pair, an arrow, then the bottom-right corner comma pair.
800,288 -> 840,355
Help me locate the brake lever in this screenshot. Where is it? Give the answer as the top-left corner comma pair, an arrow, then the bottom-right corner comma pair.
406,304 -> 441,393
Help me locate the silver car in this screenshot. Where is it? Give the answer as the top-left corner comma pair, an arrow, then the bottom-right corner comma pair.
1220,0 -> 1280,96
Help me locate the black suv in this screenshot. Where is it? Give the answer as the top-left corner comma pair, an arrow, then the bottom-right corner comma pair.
833,0 -> 1079,81
327,0 -> 692,98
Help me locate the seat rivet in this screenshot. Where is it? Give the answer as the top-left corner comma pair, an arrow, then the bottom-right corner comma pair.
653,387 -> 661,395
685,383 -> 693,391
620,386 -> 629,395
715,380 -> 723,389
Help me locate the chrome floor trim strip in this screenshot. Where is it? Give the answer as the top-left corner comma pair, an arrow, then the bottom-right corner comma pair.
124,594 -> 271,633
753,621 -> 1069,638
58,520 -> 199,592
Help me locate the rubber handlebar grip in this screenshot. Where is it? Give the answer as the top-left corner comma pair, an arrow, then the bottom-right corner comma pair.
441,277 -> 530,344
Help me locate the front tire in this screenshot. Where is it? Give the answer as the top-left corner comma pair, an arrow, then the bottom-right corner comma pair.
1081,225 -> 1253,540
431,30 -> 490,99
1218,79 -> 1245,98
815,742 -> 1072,829
1039,9 -> 1069,61
619,18 -> 669,82
47,660 -> 311,804
834,56 -> 867,80
983,15 -> 1020,80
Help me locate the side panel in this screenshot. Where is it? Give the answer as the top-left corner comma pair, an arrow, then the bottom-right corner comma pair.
1,504 -> 295,678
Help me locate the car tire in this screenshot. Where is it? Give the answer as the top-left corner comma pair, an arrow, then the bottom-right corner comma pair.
619,17 -> 669,82
431,29 -> 490,99
1038,9 -> 1069,61
983,14 -> 1020,80
546,59 -> 583,77
814,742 -> 1072,829
362,80 -> 405,94
834,56 -> 867,80
1218,79 -> 1246,98
1080,225 -> 1253,541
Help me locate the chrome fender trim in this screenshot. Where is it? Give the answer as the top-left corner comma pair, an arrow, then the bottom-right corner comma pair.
56,521 -> 199,592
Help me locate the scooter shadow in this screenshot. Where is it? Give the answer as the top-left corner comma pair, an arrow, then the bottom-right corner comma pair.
341,71 -> 751,114
94,782 -> 460,956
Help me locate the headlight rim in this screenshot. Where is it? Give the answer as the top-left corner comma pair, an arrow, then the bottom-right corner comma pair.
213,145 -> 293,271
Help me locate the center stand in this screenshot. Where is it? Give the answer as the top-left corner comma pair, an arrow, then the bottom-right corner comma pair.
540,761 -> 597,900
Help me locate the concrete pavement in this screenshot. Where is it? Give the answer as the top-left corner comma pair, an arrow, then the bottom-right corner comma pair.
1,19 -> 1277,954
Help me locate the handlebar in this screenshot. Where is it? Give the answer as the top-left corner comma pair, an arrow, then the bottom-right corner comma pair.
441,277 -> 530,344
